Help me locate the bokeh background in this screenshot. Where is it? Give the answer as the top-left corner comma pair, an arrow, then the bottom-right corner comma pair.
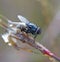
0,0 -> 60,62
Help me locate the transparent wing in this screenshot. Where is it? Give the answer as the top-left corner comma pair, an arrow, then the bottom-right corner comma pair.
17,15 -> 30,24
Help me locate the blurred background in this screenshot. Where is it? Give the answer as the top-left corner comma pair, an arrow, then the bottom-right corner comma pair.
0,0 -> 60,62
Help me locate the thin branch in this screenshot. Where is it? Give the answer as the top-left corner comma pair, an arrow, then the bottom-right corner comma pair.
11,32 -> 60,61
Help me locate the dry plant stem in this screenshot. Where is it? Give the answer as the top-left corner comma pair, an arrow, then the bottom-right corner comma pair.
11,32 -> 60,61
14,34 -> 60,62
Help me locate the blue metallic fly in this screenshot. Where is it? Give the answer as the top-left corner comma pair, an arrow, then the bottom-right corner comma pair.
17,15 -> 41,38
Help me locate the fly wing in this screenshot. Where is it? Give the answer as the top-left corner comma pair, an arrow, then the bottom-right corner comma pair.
17,15 -> 30,24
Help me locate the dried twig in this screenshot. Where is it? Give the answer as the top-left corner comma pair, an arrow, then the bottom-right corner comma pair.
11,32 -> 60,62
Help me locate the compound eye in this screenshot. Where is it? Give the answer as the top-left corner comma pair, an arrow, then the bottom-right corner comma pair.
36,27 -> 41,34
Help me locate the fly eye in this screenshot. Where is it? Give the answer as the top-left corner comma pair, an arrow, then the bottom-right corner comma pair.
36,27 -> 41,34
